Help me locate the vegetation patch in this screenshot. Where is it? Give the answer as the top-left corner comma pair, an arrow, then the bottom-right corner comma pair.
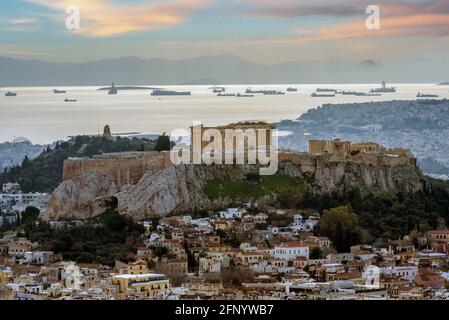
203,174 -> 304,200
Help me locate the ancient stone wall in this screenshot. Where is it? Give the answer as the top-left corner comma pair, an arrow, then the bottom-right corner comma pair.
63,151 -> 172,186
63,148 -> 416,187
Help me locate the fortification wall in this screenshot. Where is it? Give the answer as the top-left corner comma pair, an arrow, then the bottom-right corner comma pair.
278,151 -> 415,171
63,151 -> 172,186
63,149 -> 416,187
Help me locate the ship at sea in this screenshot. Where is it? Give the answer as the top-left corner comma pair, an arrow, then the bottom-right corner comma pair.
370,81 -> 396,93
151,89 -> 191,96
311,92 -> 335,97
264,90 -> 285,95
287,87 -> 298,92
417,92 -> 439,98
212,87 -> 226,93
337,91 -> 381,97
316,88 -> 337,93
236,93 -> 254,97
108,82 -> 118,95
338,90 -> 358,95
246,89 -> 284,95
5,91 -> 17,97
53,89 -> 66,94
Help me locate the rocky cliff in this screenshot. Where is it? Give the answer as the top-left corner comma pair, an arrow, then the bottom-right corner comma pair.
43,156 -> 424,221
43,171 -> 119,221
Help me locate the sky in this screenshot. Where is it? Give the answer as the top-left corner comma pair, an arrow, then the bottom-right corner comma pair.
1,0 -> 449,65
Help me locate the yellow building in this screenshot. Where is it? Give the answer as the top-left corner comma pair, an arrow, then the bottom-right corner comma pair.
127,260 -> 148,275
427,230 -> 449,243
209,244 -> 231,254
0,269 -> 13,284
112,273 -> 170,299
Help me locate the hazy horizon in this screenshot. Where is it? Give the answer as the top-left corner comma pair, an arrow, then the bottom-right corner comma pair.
1,0 -> 449,80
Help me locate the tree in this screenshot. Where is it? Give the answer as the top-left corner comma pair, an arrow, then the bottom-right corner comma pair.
154,133 -> 171,152
317,206 -> 360,252
21,206 -> 40,224
309,247 -> 322,259
278,187 -> 301,209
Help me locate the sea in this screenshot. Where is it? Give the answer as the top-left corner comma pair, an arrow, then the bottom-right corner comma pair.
0,83 -> 448,144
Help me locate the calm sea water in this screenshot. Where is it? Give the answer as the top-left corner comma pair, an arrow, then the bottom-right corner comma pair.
0,83 -> 447,144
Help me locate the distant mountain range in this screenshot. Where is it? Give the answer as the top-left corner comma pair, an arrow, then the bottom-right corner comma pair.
1,54 -> 448,86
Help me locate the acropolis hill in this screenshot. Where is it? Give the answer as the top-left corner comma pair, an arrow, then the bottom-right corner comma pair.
47,122 -> 423,221
63,136 -> 417,186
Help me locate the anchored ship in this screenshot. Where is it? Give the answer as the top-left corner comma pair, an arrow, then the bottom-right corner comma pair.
246,89 -> 284,95
212,87 -> 226,93
316,88 -> 337,93
337,91 -> 381,96
311,92 -> 335,97
370,81 -> 396,93
417,93 -> 439,98
236,93 -> 254,97
108,82 -> 118,95
151,89 -> 191,96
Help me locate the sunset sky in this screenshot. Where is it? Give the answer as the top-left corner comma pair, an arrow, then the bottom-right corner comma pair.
1,0 -> 449,65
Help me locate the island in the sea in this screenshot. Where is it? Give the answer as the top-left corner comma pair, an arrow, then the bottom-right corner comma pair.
97,85 -> 162,91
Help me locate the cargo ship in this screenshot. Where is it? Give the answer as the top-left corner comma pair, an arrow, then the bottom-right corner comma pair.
246,89 -> 284,95
236,93 -> 254,97
316,88 -> 337,93
417,93 -> 439,98
263,90 -> 285,95
370,81 -> 396,93
212,87 -> 226,93
338,91 -> 381,96
108,82 -> 118,95
151,89 -> 191,96
311,92 -> 335,97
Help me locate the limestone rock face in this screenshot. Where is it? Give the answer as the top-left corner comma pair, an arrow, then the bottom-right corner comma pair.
278,159 -> 423,193
42,171 -> 119,221
116,165 -> 207,220
45,159 -> 424,221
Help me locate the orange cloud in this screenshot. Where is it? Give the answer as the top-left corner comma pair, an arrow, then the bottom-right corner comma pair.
303,14 -> 449,43
26,0 -> 207,37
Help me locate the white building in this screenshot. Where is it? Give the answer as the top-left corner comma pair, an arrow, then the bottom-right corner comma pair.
61,262 -> 83,290
290,214 -> 318,232
22,251 -> 55,265
2,183 -> 21,194
362,265 -> 381,288
381,265 -> 418,283
273,242 -> 309,261
0,191 -> 50,213
219,208 -> 245,219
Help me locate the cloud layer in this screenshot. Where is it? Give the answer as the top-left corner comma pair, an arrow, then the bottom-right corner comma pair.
26,0 -> 207,37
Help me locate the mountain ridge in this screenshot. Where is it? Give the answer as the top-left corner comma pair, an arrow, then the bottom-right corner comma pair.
2,54 -> 449,86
